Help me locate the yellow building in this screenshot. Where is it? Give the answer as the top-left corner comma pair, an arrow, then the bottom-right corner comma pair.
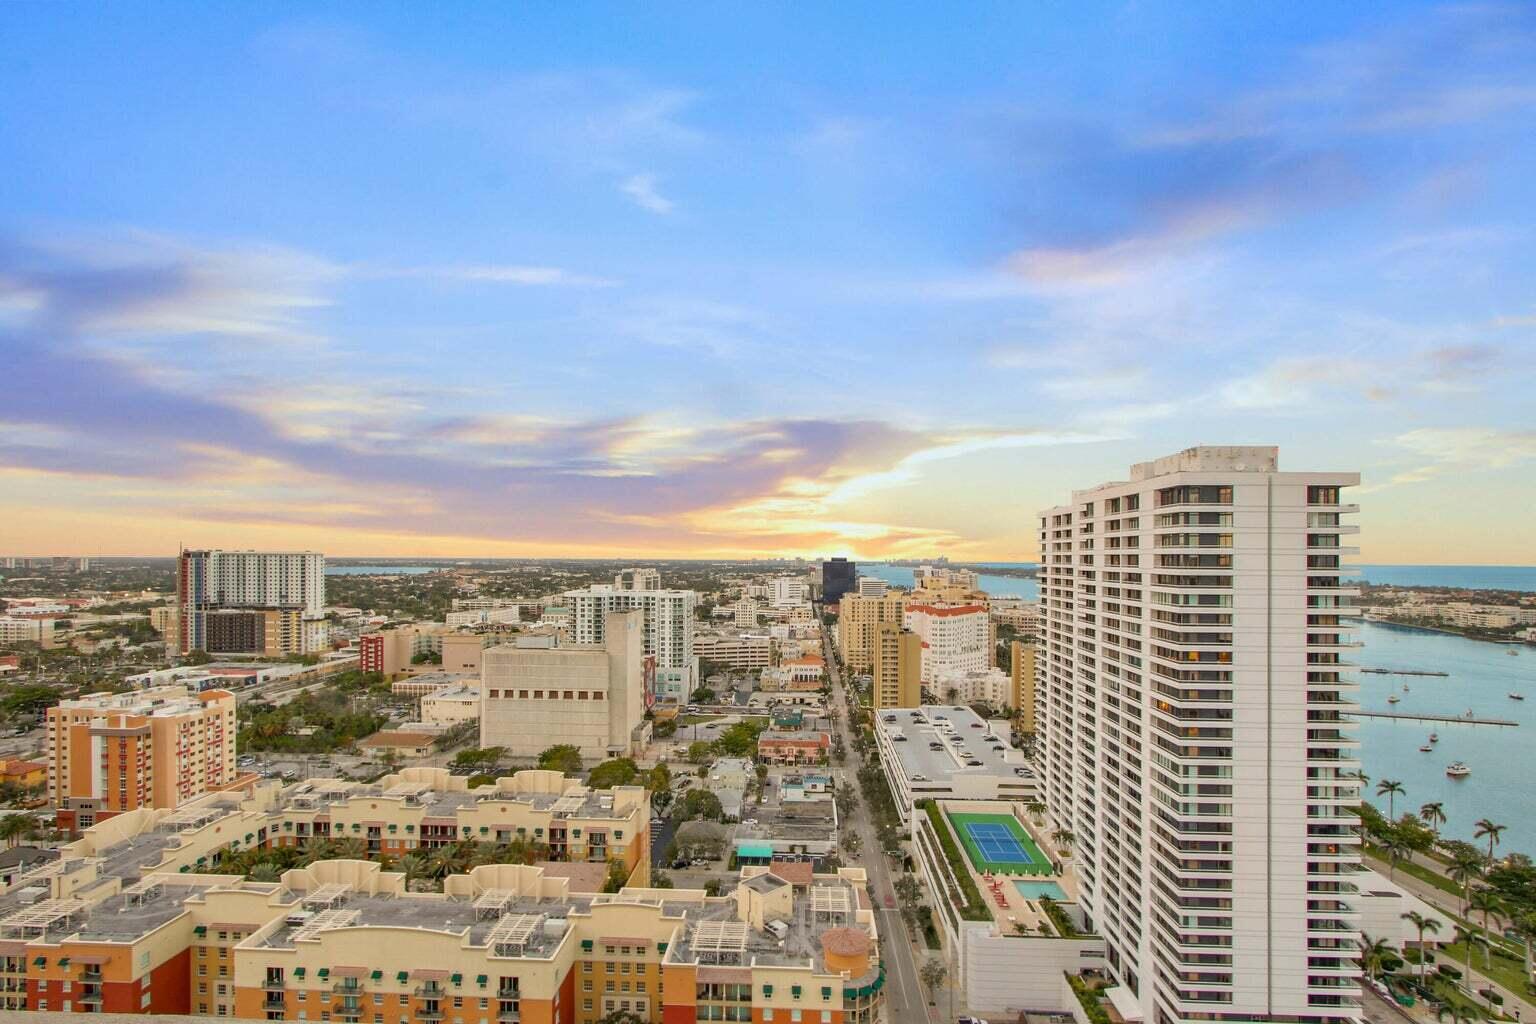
834,592 -> 907,674
45,685 -> 239,833
1009,640 -> 1036,732
0,786 -> 882,1024
869,623 -> 921,710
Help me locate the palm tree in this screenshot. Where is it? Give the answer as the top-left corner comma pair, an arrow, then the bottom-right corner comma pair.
1419,801 -> 1446,839
1512,910 -> 1536,986
1400,910 -> 1441,976
1050,828 -> 1075,855
1026,800 -> 1048,825
1472,818 -> 1506,865
1380,831 -> 1414,880
399,852 -> 430,887
1448,849 -> 1484,917
1375,779 -> 1405,819
249,863 -> 281,883
1453,924 -> 1488,978
1359,933 -> 1393,980
0,813 -> 36,849
1468,886 -> 1505,934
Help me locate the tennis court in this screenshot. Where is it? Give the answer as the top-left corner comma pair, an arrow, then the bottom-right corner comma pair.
947,810 -> 1053,877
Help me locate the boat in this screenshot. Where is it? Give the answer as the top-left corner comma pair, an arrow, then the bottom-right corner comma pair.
1511,692 -> 1526,701
1387,695 -> 1401,704
1429,732 -> 1439,742
1508,649 -> 1519,656
1419,744 -> 1434,753
1446,762 -> 1472,778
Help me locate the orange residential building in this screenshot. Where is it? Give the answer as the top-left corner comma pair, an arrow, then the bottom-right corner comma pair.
44,685 -> 238,832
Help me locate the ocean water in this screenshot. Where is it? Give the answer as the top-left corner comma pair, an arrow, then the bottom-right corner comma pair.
1355,621 -> 1536,852
1351,564 -> 1536,592
856,563 -> 1039,600
854,562 -> 1536,852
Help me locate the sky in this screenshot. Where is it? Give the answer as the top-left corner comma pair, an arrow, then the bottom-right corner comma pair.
1,2 -> 1533,563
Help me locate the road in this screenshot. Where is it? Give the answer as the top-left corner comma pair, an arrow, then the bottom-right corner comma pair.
822,630 -> 938,1024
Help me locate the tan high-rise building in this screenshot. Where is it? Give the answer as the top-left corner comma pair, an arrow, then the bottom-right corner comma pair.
1009,639 -> 1036,731
45,685 -> 238,832
836,591 -> 907,673
870,622 -> 921,710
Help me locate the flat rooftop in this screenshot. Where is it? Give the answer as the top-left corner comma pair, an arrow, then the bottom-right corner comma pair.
254,890 -> 593,955
878,705 -> 1030,785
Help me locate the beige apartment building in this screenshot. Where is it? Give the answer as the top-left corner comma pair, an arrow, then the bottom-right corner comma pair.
44,685 -> 239,833
869,622 -> 921,710
1009,640 -> 1036,732
835,592 -> 907,674
481,611 -> 648,759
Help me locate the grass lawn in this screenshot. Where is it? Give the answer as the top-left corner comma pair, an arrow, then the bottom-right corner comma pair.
1365,845 -> 1464,900
678,714 -> 726,726
1437,942 -> 1534,1000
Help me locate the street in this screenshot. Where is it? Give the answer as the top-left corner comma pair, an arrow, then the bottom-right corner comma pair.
822,630 -> 940,1024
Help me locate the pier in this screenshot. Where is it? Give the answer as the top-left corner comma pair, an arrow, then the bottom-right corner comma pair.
1346,710 -> 1518,727
1360,668 -> 1450,677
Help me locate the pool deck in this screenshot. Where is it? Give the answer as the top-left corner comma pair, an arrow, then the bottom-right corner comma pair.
936,799 -> 1081,935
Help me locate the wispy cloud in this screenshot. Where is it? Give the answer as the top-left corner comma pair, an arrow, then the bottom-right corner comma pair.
620,173 -> 676,214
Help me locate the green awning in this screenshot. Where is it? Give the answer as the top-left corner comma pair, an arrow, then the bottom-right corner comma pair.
294,968 -> 306,978
397,971 -> 409,983
821,988 -> 831,999
57,958 -> 70,968
736,840 -> 774,859
792,986 -> 802,997
451,973 -> 463,986
33,956 -> 45,967
318,968 -> 330,978
476,974 -> 488,987
372,970 -> 383,980
194,925 -> 207,935
581,939 -> 593,951
762,986 -> 773,997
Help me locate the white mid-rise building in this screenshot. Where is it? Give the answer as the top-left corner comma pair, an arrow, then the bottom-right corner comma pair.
914,565 -> 979,590
904,602 -> 991,685
566,584 -> 696,674
855,576 -> 889,597
614,567 -> 662,591
176,549 -> 326,654
768,576 -> 810,607
1036,446 -> 1362,1024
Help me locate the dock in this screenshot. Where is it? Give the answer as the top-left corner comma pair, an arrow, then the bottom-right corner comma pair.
1360,668 -> 1450,677
1346,710 -> 1518,727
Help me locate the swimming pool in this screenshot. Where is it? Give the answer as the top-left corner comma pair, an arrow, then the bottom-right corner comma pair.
1012,880 -> 1067,901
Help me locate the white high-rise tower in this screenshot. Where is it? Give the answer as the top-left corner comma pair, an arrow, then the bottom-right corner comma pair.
1036,447 -> 1362,1024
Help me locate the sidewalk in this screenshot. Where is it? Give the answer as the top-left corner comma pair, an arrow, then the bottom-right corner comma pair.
1366,852 -> 1534,1014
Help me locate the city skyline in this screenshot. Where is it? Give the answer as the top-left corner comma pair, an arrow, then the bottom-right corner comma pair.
3,2 -> 1535,563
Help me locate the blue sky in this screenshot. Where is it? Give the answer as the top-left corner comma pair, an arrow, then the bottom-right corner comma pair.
1,2 -> 1533,560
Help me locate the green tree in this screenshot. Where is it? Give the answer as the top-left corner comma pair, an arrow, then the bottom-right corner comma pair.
600,858 -> 630,893
588,758 -> 641,790
1379,829 -> 1414,880
1375,779 -> 1405,819
674,789 -> 724,823
1512,910 -> 1536,986
538,744 -> 584,775
920,957 -> 950,1020
1473,818 -> 1506,865
1468,886 -> 1505,933
649,870 -> 675,889
1400,910 -> 1441,976
647,763 -> 671,792
0,813 -> 37,848
1448,849 -> 1485,917
685,741 -> 713,765
1419,801 -> 1447,838
1050,828 -> 1075,855
1359,933 -> 1394,980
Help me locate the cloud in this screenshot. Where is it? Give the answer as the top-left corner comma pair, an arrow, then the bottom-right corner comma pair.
0,228 -> 1096,555
620,174 -> 676,214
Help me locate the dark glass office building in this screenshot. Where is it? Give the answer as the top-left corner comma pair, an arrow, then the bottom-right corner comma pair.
821,557 -> 856,604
